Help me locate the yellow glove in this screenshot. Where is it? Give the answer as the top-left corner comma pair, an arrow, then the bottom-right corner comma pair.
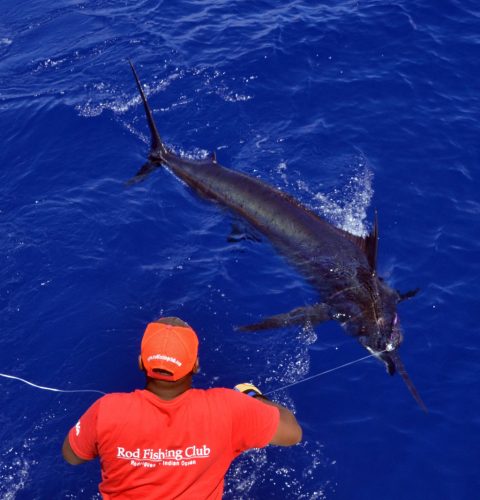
234,382 -> 266,399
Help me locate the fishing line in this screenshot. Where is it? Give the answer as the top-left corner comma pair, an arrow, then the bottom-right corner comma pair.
0,373 -> 106,395
264,350 -> 385,396
1,350 -> 385,398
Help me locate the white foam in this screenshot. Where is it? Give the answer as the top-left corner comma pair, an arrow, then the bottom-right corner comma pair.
34,57 -> 67,71
225,438 -> 335,499
274,157 -> 374,236
0,440 -> 34,499
75,71 -> 183,118
303,161 -> 373,236
218,90 -> 253,103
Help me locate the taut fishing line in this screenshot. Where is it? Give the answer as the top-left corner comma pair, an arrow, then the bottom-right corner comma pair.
0,373 -> 106,395
264,350 -> 384,396
0,350 -> 384,398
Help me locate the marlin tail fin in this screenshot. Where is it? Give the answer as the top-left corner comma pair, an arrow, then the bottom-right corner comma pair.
128,60 -> 169,184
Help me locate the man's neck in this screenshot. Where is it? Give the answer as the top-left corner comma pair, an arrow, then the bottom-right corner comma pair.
145,376 -> 193,401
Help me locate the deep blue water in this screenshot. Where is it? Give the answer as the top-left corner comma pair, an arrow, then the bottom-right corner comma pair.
1,0 -> 479,498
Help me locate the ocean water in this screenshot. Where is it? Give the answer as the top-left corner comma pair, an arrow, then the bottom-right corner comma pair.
1,0 -> 479,498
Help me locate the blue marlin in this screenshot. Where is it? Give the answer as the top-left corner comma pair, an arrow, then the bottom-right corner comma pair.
128,62 -> 426,412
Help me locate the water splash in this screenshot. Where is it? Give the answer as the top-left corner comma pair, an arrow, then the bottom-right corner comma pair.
75,71 -> 183,118
225,439 -> 336,499
0,450 -> 32,500
310,166 -> 374,237
273,155 -> 374,237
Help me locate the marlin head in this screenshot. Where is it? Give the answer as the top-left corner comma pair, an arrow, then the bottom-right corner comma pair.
356,310 -> 427,413
357,311 -> 404,375
340,276 -> 427,412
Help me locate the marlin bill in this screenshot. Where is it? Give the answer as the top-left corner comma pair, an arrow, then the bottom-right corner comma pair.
127,61 -> 426,412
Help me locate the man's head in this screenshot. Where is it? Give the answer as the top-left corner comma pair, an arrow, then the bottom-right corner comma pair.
139,317 -> 199,382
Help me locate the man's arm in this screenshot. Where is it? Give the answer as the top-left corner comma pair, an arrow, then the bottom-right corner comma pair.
62,398 -> 102,465
259,398 -> 302,446
62,435 -> 89,465
234,383 -> 302,446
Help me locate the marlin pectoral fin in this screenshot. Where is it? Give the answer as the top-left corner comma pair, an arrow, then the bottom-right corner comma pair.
391,351 -> 428,413
237,303 -> 331,332
398,287 -> 420,302
126,162 -> 159,186
227,221 -> 261,243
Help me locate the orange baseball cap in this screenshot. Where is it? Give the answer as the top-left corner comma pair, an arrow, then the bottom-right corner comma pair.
141,321 -> 199,381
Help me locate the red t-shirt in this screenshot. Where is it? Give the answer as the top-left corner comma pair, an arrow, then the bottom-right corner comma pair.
68,388 -> 279,499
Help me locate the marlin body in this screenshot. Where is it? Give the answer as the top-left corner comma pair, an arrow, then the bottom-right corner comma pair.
128,62 -> 426,411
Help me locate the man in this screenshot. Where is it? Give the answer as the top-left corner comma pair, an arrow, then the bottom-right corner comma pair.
62,317 -> 302,499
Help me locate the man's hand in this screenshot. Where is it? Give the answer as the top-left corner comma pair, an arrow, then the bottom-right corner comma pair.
234,382 -> 267,399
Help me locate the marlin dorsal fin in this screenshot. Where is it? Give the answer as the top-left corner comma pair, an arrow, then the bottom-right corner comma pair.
364,210 -> 379,272
337,210 -> 379,273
